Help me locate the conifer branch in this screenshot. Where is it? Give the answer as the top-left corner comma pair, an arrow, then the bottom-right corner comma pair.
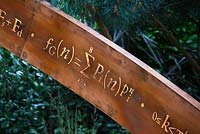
87,4 -> 112,40
152,14 -> 200,73
114,0 -> 120,15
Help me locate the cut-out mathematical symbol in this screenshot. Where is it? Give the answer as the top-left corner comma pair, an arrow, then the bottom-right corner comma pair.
141,102 -> 145,108
6,19 -> 12,26
1,22 -> 5,27
31,33 -> 35,38
77,77 -> 87,87
89,47 -> 93,53
67,46 -> 75,65
74,57 -> 82,67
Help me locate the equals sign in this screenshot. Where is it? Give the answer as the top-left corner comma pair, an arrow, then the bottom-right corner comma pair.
74,57 -> 82,67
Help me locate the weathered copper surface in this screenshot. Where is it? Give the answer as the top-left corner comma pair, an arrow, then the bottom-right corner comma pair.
0,0 -> 200,133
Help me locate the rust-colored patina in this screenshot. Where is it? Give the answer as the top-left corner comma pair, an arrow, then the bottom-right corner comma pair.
0,0 -> 199,133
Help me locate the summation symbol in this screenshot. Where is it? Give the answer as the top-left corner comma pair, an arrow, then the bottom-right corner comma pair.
79,47 -> 95,79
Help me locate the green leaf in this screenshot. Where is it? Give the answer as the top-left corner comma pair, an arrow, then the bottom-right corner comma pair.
29,128 -> 38,134
1,121 -> 10,128
54,128 -> 62,134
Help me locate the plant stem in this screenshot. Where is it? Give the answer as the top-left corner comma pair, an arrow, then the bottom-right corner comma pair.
87,4 -> 112,40
152,14 -> 200,73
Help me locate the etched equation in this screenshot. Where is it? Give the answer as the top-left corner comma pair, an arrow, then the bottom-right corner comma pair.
43,38 -> 135,102
152,112 -> 189,134
0,6 -> 193,134
0,7 -> 137,103
0,9 -> 23,37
